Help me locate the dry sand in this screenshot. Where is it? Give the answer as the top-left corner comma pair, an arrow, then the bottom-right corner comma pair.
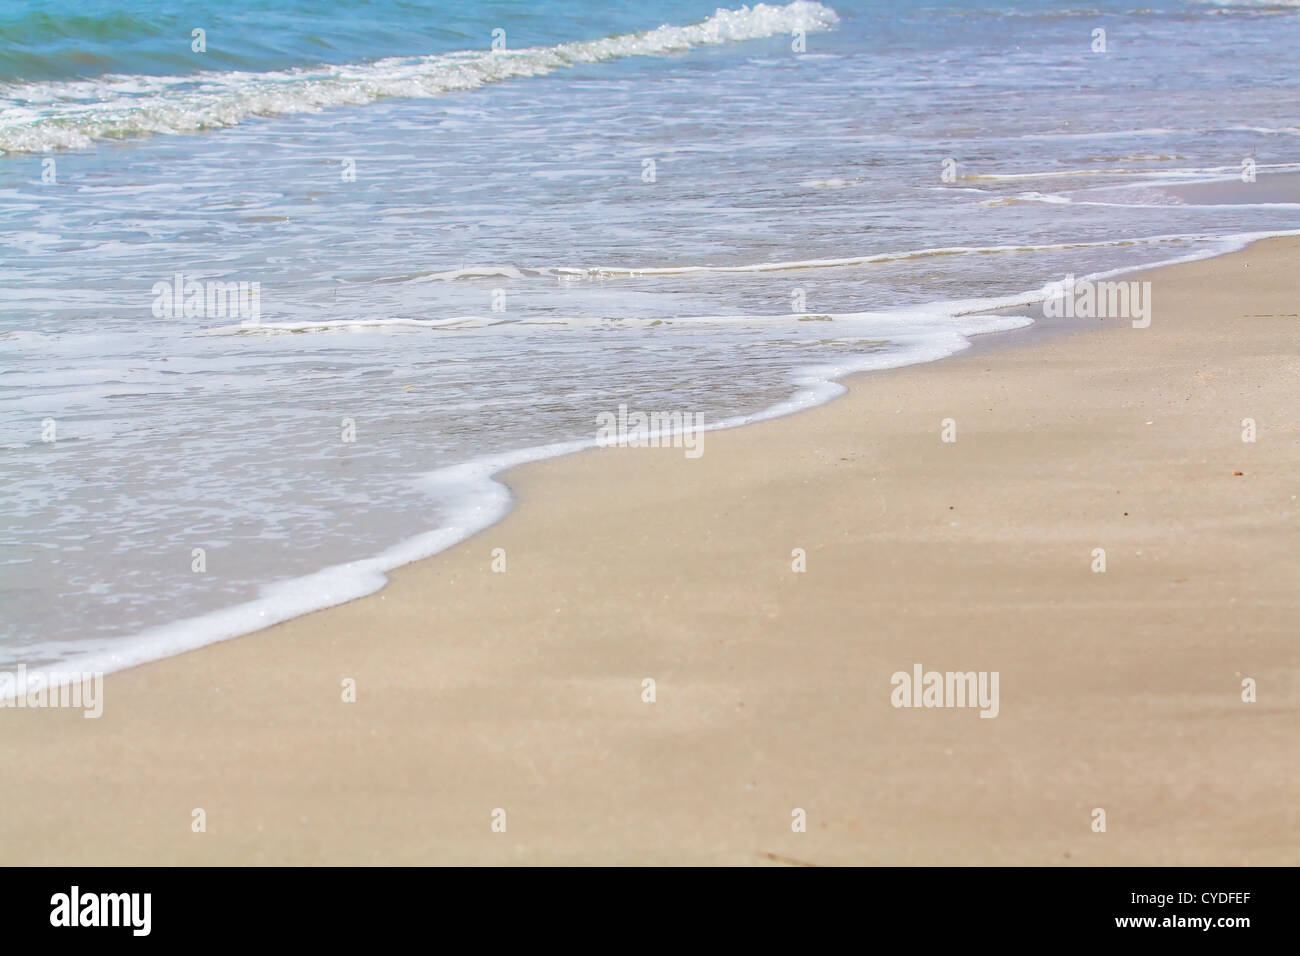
3,238 -> 1297,865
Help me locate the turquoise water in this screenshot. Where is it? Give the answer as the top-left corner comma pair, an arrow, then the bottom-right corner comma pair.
0,1 -> 747,82
2,1 -> 1298,673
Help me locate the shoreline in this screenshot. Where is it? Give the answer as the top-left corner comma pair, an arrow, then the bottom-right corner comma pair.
3,236 -> 1298,864
8,228 -> 1296,684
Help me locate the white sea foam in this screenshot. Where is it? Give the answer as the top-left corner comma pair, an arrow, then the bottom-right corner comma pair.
0,2 -> 839,154
547,234 -> 1231,279
986,168 -> 1300,210
964,161 -> 1300,182
197,315 -> 505,335
281,237 -> 1214,289
1189,0 -> 1300,8
1001,193 -> 1300,211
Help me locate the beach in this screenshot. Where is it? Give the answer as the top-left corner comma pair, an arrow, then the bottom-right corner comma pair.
9,0 -> 1300,678
4,236 -> 1296,866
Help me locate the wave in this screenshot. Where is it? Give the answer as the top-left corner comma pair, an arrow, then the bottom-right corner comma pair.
546,234 -> 1227,279
286,235 -> 1257,294
1188,1 -> 1300,8
198,315 -> 525,335
191,232 -> 1293,340
0,2 -> 839,155
963,161 -> 1300,182
991,193 -> 1300,210
274,236 -> 1228,293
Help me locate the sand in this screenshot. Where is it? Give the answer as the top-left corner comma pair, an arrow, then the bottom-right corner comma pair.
3,237 -> 1297,866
